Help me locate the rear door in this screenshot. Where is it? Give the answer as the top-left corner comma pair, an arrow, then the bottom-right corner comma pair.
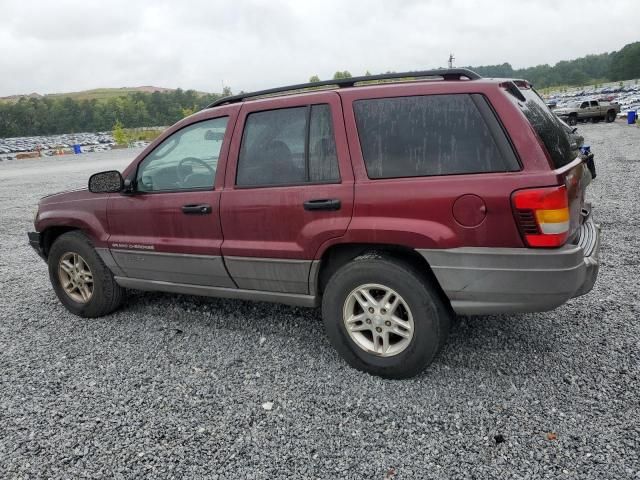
106,108 -> 238,287
220,92 -> 354,294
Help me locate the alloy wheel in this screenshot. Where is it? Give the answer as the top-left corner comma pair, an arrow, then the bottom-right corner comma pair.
343,283 -> 415,357
58,252 -> 94,303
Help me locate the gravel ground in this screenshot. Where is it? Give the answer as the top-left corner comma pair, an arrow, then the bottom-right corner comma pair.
1,125 -> 639,479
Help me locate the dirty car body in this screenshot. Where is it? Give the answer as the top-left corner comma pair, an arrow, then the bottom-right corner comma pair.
29,69 -> 602,378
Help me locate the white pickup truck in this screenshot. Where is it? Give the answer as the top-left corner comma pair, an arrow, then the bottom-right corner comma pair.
554,100 -> 620,125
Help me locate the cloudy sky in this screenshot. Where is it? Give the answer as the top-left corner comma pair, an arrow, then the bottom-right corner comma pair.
1,0 -> 637,96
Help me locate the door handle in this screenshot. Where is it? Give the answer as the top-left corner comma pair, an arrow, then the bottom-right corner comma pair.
182,204 -> 212,215
303,199 -> 341,211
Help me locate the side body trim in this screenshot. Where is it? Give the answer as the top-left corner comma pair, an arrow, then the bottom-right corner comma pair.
224,256 -> 312,294
95,248 -> 126,276
109,249 -> 235,288
114,277 -> 318,308
308,260 -> 321,296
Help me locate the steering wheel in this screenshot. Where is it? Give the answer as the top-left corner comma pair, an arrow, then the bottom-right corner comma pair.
177,157 -> 214,183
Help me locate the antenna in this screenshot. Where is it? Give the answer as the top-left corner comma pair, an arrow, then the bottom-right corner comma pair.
448,53 -> 455,69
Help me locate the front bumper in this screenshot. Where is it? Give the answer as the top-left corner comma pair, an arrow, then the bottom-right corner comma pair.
418,213 -> 601,315
28,231 -> 46,260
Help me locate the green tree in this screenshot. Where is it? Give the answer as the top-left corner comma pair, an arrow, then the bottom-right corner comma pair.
333,70 -> 352,80
112,120 -> 128,145
309,75 -> 321,83
610,42 -> 640,81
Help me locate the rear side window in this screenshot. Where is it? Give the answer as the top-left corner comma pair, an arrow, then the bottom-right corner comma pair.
353,94 -> 518,179
236,105 -> 340,187
517,88 -> 574,168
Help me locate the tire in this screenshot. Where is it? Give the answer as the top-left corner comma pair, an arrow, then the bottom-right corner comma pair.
567,115 -> 577,126
606,111 -> 616,123
592,117 -> 600,124
321,254 -> 451,379
48,231 -> 125,318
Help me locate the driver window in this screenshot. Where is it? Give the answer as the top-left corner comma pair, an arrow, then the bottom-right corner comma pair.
580,102 -> 589,109
136,117 -> 229,192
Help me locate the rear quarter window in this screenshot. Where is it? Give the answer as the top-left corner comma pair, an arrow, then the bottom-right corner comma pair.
353,94 -> 519,179
517,89 -> 574,168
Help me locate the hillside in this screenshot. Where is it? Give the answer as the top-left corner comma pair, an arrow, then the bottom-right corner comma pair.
2,40 -> 639,138
0,86 -> 210,103
465,41 -> 640,89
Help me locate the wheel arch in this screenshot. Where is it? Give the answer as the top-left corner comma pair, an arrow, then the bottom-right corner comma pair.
41,226 -> 82,258
314,242 -> 452,311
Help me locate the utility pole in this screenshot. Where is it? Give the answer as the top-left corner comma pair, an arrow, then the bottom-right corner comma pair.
448,53 -> 455,69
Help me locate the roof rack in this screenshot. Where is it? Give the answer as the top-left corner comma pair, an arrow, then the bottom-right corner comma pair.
206,68 -> 481,109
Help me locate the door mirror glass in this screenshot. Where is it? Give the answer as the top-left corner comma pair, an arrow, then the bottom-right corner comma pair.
88,170 -> 124,193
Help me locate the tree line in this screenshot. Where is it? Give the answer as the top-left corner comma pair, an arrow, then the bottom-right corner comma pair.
0,89 -> 225,138
464,41 -> 640,89
1,41 -> 638,138
312,42 -> 640,89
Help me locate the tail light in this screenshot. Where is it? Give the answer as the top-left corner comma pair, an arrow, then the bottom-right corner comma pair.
512,185 -> 570,247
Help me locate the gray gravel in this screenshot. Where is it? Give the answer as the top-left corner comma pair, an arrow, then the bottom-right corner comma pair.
1,125 -> 639,479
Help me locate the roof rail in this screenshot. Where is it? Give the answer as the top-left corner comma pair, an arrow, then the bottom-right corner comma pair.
206,68 -> 481,109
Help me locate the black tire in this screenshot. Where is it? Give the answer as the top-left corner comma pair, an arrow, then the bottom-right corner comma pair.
567,115 -> 578,126
592,117 -> 600,123
606,111 -> 616,123
321,255 -> 451,379
48,231 -> 125,318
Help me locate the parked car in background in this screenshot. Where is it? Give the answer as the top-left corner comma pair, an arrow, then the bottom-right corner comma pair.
28,69 -> 601,378
553,99 -> 620,125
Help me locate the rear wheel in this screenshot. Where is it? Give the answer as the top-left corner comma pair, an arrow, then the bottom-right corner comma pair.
567,115 -> 577,126
48,231 -> 125,317
606,111 -> 616,123
322,255 -> 451,379
592,116 -> 600,123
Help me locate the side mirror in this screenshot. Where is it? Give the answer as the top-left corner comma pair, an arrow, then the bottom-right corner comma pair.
88,170 -> 124,193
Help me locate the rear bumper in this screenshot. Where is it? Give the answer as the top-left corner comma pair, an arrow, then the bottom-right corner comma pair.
418,215 -> 601,315
28,231 -> 46,260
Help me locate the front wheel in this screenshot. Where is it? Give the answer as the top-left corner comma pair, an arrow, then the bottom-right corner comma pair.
322,255 -> 451,379
606,111 -> 616,123
48,231 -> 125,318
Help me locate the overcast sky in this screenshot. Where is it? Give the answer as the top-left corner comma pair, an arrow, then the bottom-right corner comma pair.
1,0 -> 637,97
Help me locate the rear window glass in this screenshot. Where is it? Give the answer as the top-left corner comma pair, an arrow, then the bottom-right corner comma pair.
517,88 -> 574,168
353,94 -> 518,179
236,105 -> 340,186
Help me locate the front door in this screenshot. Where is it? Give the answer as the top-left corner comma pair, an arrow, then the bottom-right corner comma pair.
220,92 -> 354,294
107,111 -> 237,287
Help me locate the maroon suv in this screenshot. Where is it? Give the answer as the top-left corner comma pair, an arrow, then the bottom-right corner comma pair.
29,69 -> 601,378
